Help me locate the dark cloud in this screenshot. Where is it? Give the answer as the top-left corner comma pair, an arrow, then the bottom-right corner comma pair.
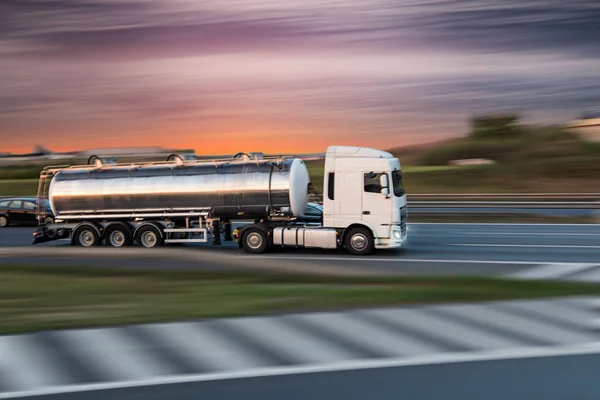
3,0 -> 600,60
33,20 -> 306,60
414,1 -> 600,56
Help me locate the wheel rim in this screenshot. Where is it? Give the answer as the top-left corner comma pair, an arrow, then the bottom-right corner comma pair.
141,230 -> 158,247
0,217 -> 7,227
110,230 -> 126,247
350,233 -> 368,251
79,229 -> 96,247
246,232 -> 263,250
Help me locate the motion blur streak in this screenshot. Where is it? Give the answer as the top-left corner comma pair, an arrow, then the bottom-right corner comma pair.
2,1 -> 600,153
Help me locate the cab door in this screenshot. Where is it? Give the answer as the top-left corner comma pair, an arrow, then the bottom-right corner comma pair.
362,172 -> 392,238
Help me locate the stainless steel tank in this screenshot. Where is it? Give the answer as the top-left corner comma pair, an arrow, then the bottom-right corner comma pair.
48,158 -> 310,219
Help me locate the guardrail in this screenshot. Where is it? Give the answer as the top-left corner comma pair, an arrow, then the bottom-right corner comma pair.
307,193 -> 600,212
408,193 -> 600,201
408,194 -> 600,210
3,194 -> 600,210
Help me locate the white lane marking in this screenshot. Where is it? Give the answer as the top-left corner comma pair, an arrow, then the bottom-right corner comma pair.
446,243 -> 600,249
293,312 -> 444,357
222,317 -> 358,364
367,308 -> 522,350
457,232 -> 600,237
412,223 -> 597,227
506,263 -> 598,279
2,343 -> 600,399
439,304 -> 597,345
0,335 -> 71,391
251,256 -> 582,266
57,328 -> 177,381
140,322 -> 272,372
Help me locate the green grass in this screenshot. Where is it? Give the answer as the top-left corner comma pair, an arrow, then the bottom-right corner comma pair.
1,265 -> 599,334
0,179 -> 38,196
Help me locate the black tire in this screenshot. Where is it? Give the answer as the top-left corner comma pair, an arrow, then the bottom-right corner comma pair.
345,227 -> 374,255
0,215 -> 8,228
241,228 -> 269,254
73,224 -> 101,247
135,225 -> 164,248
105,224 -> 133,247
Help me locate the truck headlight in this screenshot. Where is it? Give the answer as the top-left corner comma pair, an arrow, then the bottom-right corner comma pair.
393,230 -> 401,239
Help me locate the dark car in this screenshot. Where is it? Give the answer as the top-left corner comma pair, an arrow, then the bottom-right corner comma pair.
0,197 -> 54,228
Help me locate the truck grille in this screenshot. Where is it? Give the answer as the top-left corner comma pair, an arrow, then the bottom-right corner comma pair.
400,206 -> 407,237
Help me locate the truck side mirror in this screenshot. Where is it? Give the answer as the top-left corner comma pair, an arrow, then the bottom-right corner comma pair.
380,174 -> 390,198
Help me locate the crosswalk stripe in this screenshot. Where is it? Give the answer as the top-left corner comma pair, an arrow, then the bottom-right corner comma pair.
0,335 -> 71,391
292,312 -> 444,356
56,328 -> 177,381
557,297 -> 600,314
371,307 -> 525,350
141,322 -> 272,371
567,266 -> 600,282
494,299 -> 600,330
221,316 -> 359,364
506,263 -> 597,279
439,304 -> 597,345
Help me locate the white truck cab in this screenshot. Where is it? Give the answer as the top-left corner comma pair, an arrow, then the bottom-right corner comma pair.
323,146 -> 408,251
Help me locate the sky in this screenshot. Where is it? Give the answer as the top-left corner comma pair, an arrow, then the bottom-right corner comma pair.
1,0 -> 600,154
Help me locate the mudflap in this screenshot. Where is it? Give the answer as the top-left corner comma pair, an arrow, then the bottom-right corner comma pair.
32,228 -> 65,244
32,232 -> 51,245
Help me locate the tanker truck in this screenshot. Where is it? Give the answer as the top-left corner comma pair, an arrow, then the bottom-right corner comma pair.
32,146 -> 408,255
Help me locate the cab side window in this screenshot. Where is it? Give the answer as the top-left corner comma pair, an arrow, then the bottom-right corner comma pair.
364,172 -> 383,193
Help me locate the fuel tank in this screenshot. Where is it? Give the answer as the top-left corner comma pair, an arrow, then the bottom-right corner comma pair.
48,158 -> 310,219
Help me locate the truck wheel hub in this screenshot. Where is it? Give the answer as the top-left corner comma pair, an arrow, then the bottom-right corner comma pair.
351,234 -> 368,251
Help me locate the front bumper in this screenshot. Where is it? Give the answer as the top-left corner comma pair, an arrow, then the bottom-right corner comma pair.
375,237 -> 406,249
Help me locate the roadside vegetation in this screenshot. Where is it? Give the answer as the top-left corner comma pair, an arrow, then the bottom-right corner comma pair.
311,115 -> 600,194
2,115 -> 599,197
1,265 -> 599,334
0,179 -> 39,196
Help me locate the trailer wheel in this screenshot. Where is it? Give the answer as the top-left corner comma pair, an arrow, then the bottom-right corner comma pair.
345,227 -> 374,255
241,228 -> 268,254
106,225 -> 132,247
0,215 -> 8,228
73,224 -> 101,247
135,225 -> 164,248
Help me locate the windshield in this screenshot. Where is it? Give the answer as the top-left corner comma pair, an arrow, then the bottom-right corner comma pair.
391,170 -> 405,197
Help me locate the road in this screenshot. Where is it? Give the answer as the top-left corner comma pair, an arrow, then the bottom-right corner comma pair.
11,352 -> 600,400
1,223 -> 600,280
3,296 -> 599,400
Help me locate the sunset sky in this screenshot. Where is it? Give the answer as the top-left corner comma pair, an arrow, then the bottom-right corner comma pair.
1,0 -> 599,154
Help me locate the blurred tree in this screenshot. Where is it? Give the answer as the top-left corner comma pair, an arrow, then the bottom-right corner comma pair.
470,114 -> 522,138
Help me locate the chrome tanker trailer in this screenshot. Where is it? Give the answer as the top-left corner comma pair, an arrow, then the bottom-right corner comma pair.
33,146 -> 408,255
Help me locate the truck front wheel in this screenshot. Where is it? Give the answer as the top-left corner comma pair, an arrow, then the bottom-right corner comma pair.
242,228 -> 269,254
345,227 -> 374,255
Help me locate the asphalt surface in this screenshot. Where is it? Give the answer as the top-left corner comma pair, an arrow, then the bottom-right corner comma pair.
17,353 -> 600,400
1,223 -> 600,278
